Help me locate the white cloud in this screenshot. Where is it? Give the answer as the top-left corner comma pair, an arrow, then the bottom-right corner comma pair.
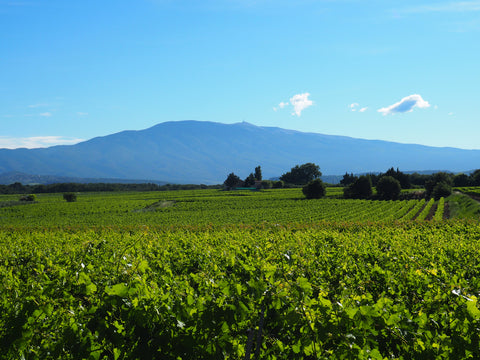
278,101 -> 288,109
40,112 -> 52,117
290,92 -> 313,116
77,112 -> 89,116
0,136 -> 84,149
28,103 -> 49,108
378,94 -> 430,116
349,103 -> 368,112
448,112 -> 454,116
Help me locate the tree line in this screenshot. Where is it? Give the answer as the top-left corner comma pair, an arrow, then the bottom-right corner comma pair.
0,182 -> 222,195
224,164 -> 480,201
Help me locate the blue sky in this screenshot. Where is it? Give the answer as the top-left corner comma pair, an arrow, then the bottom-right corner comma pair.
1,0 -> 479,149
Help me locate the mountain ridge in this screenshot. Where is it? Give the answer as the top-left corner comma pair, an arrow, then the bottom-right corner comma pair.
0,120 -> 479,184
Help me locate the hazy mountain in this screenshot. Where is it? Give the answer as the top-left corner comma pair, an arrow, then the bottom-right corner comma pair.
0,120 -> 479,184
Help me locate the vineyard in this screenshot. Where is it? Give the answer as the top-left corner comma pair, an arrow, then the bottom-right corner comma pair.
1,188 -> 480,359
0,188 -> 447,228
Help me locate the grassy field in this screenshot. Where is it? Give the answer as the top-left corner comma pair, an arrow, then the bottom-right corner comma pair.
1,188 -> 480,359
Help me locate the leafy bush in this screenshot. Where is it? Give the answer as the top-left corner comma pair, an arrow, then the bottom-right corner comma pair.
272,180 -> 284,189
344,175 -> 372,199
432,182 -> 452,200
260,180 -> 272,189
63,193 -> 77,202
376,176 -> 401,200
302,179 -> 326,199
19,194 -> 36,202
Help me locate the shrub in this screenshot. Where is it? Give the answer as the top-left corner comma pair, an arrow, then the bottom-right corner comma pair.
302,179 -> 326,199
344,175 -> 372,199
376,176 -> 401,200
260,180 -> 272,189
432,182 -> 452,200
63,193 -> 77,202
19,194 -> 36,202
272,180 -> 284,189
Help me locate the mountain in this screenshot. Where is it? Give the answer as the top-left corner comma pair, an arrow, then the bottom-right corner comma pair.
0,120 -> 479,184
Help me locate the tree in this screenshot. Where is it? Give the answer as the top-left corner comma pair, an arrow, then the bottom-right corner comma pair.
432,182 -> 452,200
425,172 -> 453,199
244,173 -> 256,187
302,179 -> 326,199
376,176 -> 401,200
383,167 -> 411,189
272,180 -> 284,189
453,173 -> 470,187
63,193 -> 77,202
224,173 -> 242,189
280,163 -> 321,185
344,175 -> 372,199
254,166 -> 262,181
260,180 -> 272,189
471,169 -> 480,186
340,173 -> 357,186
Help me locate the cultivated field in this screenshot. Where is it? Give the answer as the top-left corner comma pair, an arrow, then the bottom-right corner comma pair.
1,188 -> 480,359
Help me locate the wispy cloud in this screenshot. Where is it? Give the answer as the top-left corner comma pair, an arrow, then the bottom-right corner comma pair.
378,94 -> 430,116
39,112 -> 52,117
0,136 -> 85,149
349,103 -> 368,112
290,93 -> 313,116
28,103 -> 49,108
401,1 -> 480,13
77,112 -> 89,116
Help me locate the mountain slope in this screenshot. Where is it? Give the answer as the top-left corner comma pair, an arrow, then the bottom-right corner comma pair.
0,120 -> 479,184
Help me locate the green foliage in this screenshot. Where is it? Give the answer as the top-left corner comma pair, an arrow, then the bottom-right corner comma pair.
376,176 -> 401,200
224,172 -> 242,189
280,163 -> 322,185
2,222 -> 480,358
63,193 -> 77,202
340,172 -> 357,186
344,175 -> 373,199
19,194 -> 36,202
254,166 -> 262,181
454,173 -> 471,187
302,179 -> 326,199
383,167 -> 411,189
260,180 -> 272,189
432,182 -> 452,200
446,193 -> 480,219
244,173 -> 256,187
272,180 -> 284,189
425,172 -> 453,199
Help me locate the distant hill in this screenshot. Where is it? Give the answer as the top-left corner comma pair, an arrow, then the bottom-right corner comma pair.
0,120 -> 479,184
0,172 -> 168,186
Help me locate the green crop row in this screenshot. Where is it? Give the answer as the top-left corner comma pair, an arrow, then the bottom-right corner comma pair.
0,189 -> 438,229
2,222 -> 480,359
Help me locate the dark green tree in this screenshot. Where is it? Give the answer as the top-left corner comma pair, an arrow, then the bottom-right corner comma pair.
425,172 -> 453,199
471,169 -> 480,186
453,173 -> 471,187
280,163 -> 321,185
244,173 -> 256,187
340,173 -> 357,186
344,175 -> 372,199
376,176 -> 401,200
63,193 -> 77,202
272,180 -> 284,189
224,173 -> 242,189
302,179 -> 326,199
254,166 -> 262,181
384,167 -> 411,189
432,182 -> 452,200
